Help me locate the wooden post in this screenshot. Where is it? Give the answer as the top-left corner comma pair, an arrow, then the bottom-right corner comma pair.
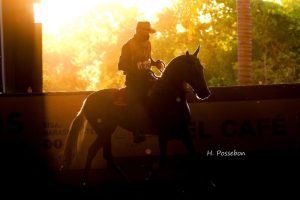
1,0 -> 42,93
236,0 -> 252,85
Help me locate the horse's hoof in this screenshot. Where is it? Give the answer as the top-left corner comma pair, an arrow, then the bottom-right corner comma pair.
81,181 -> 87,187
144,171 -> 153,181
59,165 -> 64,172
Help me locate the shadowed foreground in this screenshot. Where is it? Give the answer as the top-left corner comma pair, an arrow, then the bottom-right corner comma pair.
0,146 -> 298,198
53,148 -> 299,198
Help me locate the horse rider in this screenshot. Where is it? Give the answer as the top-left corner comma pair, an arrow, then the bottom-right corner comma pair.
118,21 -> 164,143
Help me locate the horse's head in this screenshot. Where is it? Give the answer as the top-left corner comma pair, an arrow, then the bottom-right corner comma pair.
180,47 -> 211,100
161,47 -> 210,100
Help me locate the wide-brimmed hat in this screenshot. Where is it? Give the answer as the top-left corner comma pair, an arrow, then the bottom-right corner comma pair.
136,21 -> 156,34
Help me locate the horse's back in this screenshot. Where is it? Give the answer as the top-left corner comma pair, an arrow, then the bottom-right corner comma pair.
83,89 -> 118,117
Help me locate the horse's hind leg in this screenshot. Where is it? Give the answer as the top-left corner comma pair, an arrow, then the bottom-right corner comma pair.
82,123 -> 122,185
62,112 -> 85,170
82,134 -> 104,185
102,128 -> 131,183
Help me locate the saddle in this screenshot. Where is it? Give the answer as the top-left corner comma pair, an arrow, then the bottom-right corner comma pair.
113,87 -> 151,143
113,87 -> 152,107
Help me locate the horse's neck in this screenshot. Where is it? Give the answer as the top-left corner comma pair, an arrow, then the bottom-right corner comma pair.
155,76 -> 186,97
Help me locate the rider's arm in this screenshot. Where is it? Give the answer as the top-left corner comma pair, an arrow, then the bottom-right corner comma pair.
149,43 -> 164,71
118,43 -> 133,73
151,57 -> 165,71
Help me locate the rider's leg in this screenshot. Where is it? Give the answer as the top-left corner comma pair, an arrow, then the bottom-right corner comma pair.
126,88 -> 149,143
132,102 -> 149,143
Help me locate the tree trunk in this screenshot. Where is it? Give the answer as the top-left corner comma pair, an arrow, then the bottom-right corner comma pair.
237,0 -> 252,85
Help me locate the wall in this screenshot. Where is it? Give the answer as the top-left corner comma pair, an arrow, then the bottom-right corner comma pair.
0,84 -> 299,170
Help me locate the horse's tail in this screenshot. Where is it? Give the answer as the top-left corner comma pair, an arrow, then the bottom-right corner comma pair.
61,99 -> 87,170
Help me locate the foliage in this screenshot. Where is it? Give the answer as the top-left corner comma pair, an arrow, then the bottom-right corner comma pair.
43,0 -> 300,92
152,0 -> 238,86
251,0 -> 300,84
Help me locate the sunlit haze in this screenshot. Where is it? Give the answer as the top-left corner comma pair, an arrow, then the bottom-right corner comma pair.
34,0 -> 177,33
34,0 -> 178,91
33,0 -> 297,92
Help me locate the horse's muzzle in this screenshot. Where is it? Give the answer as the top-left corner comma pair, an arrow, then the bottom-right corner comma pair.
194,88 -> 211,100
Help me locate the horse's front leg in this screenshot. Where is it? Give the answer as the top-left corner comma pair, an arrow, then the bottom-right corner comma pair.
182,128 -> 197,160
158,134 -> 168,167
180,126 -> 202,184
145,133 -> 168,181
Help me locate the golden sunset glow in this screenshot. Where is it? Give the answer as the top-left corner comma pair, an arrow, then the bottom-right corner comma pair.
34,0 -> 178,91
34,0 -> 299,91
34,0 -> 177,33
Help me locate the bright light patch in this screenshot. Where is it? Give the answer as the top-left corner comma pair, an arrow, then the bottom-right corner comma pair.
34,0 -> 101,34
176,24 -> 186,33
199,13 -> 212,24
155,31 -> 162,39
35,0 -> 177,33
145,148 -> 152,155
263,0 -> 282,5
35,0 -> 178,91
33,3 -> 42,23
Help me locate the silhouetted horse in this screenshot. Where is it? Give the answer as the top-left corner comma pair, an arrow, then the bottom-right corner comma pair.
62,47 -> 210,183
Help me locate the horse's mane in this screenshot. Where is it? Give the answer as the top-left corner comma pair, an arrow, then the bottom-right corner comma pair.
160,55 -> 186,80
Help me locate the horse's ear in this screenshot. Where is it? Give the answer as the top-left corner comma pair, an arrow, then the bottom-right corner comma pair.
186,51 -> 190,56
193,46 -> 200,57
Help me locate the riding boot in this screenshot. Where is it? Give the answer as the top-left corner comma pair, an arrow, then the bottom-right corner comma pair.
132,103 -> 148,143
125,85 -> 150,143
